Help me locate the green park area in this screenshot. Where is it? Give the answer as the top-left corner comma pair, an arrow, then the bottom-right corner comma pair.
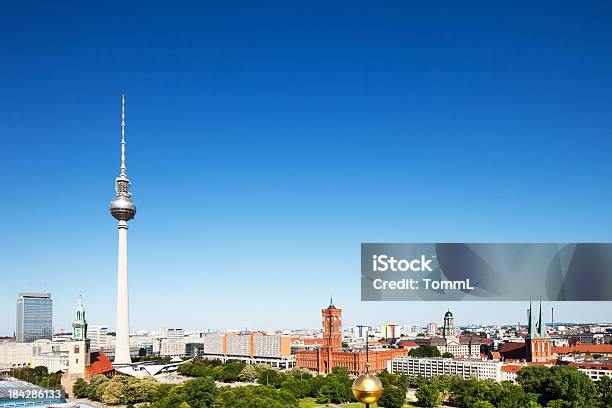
10,357 -> 612,408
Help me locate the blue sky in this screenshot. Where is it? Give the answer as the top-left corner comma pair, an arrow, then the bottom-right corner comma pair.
1,1 -> 611,335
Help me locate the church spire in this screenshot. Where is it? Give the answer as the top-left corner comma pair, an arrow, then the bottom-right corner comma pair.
528,300 -> 537,338
72,295 -> 88,341
538,300 -> 548,338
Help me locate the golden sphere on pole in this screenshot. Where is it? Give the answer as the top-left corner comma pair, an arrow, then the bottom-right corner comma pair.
351,372 -> 383,405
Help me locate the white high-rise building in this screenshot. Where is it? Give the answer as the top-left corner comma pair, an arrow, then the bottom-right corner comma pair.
390,357 -> 503,382
88,325 -> 112,350
109,95 -> 137,365
161,328 -> 185,340
16,292 -> 53,342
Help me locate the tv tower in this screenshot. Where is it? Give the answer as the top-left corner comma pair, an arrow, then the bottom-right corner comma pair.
109,95 -> 137,365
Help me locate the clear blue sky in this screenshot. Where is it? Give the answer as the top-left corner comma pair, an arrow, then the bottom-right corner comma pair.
1,1 -> 611,335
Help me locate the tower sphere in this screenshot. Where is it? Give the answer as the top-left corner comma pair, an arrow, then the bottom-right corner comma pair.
110,194 -> 136,220
351,373 -> 383,404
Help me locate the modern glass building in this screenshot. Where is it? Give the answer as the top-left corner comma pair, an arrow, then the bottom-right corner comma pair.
15,293 -> 52,342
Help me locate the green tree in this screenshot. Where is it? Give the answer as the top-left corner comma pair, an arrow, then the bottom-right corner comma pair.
448,377 -> 492,407
124,377 -> 159,403
416,384 -> 441,407
152,384 -> 185,408
376,370 -> 396,389
238,365 -> 259,382
316,376 -> 352,404
409,345 -> 442,357
543,366 -> 598,407
307,375 -> 328,397
597,376 -> 612,407
517,366 -> 551,395
182,377 -> 217,408
257,368 -> 286,387
93,378 -> 111,402
472,401 -> 496,408
442,352 -> 454,358
517,365 -> 598,407
153,383 -> 176,401
212,385 -> 297,408
546,400 -> 570,408
331,366 -> 350,377
378,385 -> 406,408
280,377 -> 311,399
219,360 -> 246,382
73,378 -> 89,398
430,375 -> 455,403
101,381 -> 125,405
495,381 -> 533,408
285,367 -> 312,380
32,366 -> 48,377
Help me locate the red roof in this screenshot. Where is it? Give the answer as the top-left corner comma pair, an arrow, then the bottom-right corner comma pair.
501,365 -> 523,372
291,338 -> 323,345
553,344 -> 612,355
460,336 -> 493,345
86,351 -> 114,376
569,362 -> 612,370
499,342 -> 526,353
398,341 -> 418,348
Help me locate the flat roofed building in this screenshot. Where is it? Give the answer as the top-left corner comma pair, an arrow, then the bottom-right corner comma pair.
16,293 -> 52,343
160,339 -> 187,357
0,342 -> 33,368
569,362 -> 612,381
87,326 -> 112,350
161,328 -> 184,340
253,333 -> 291,358
202,334 -> 225,355
185,332 -> 294,369
390,357 -> 503,382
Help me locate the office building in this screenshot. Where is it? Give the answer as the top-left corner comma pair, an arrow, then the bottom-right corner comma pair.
390,357 -> 503,382
16,293 -> 52,342
186,332 -> 294,369
161,328 -> 184,340
87,326 -> 112,350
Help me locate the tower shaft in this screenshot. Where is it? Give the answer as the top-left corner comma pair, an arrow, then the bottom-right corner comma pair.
114,220 -> 131,364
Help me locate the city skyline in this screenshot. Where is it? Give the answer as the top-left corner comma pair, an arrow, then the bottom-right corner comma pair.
2,1 -> 612,334
2,294 -> 610,337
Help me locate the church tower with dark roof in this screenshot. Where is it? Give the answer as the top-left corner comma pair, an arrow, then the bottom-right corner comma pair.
526,301 -> 552,362
72,295 -> 88,341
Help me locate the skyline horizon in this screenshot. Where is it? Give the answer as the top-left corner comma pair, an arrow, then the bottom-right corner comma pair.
1,291 -> 610,337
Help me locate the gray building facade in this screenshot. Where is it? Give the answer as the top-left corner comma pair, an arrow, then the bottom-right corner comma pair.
16,292 -> 53,342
